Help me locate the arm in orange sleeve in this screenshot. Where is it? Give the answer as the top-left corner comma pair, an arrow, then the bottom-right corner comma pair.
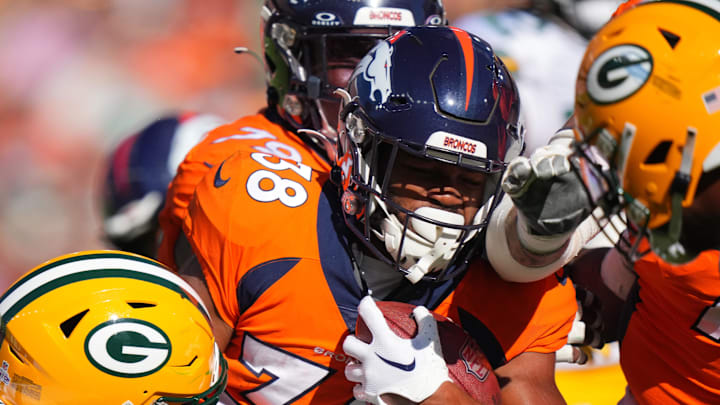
157,120 -> 245,268
493,281 -> 572,404
157,153 -> 217,269
174,152 -> 254,344
495,352 -> 565,405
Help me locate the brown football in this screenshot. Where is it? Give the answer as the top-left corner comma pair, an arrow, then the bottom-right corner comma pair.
355,301 -> 501,405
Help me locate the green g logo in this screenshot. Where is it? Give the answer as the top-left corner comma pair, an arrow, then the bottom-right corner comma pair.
85,319 -> 171,378
586,44 -> 653,105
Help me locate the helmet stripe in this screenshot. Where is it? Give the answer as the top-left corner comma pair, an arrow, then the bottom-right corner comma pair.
450,27 -> 474,111
642,0 -> 720,20
0,252 -> 211,323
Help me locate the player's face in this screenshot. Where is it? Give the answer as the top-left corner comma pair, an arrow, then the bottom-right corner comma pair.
386,150 -> 488,226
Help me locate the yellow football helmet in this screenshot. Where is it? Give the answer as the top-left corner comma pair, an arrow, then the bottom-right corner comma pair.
572,0 -> 720,263
0,250 -> 228,405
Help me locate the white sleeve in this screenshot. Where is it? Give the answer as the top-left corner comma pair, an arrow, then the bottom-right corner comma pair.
488,128 -> 600,282
486,188 -> 601,283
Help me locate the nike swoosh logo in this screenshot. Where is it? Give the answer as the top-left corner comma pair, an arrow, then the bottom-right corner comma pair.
213,160 -> 230,188
375,353 -> 416,371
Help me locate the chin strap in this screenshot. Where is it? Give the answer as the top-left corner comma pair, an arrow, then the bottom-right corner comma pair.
651,127 -> 697,264
376,206 -> 483,284
407,225 -> 464,284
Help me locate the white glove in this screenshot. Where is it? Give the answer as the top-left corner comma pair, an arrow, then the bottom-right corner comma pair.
343,296 -> 452,404
501,137 -> 592,253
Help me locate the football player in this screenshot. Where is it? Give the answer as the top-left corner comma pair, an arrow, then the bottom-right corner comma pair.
156,0 -> 447,271
175,25 -> 577,404
572,1 -> 720,403
499,0 -> 720,403
0,250 -> 228,404
102,112 -> 224,257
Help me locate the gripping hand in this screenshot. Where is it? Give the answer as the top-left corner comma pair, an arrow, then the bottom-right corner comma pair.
556,286 -> 604,364
501,139 -> 593,256
343,297 -> 451,404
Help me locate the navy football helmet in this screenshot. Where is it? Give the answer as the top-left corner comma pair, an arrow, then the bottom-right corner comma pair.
102,112 -> 224,257
261,0 -> 446,139
335,25 -> 523,283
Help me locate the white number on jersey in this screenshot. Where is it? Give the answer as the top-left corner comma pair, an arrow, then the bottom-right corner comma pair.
240,333 -> 332,404
212,127 -> 276,143
246,152 -> 312,208
250,153 -> 312,181
212,127 -> 303,164
213,127 -> 313,208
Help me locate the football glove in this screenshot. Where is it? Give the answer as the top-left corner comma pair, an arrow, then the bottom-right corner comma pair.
343,296 -> 451,404
502,136 -> 592,253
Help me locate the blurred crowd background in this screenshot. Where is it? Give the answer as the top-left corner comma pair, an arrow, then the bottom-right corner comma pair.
0,0 -> 266,289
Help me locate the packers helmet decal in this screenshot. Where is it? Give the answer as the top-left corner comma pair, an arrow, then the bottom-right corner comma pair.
85,319 -> 172,378
585,44 -> 653,105
0,250 -> 228,405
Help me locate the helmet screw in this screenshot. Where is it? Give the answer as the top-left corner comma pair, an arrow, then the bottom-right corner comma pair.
282,94 -> 303,117
341,190 -> 363,215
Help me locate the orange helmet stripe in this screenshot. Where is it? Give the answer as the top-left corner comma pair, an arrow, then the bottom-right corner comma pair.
450,27 -> 474,111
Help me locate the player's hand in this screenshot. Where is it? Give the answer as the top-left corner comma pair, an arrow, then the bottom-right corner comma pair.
502,142 -> 592,238
556,286 -> 604,364
343,296 -> 451,405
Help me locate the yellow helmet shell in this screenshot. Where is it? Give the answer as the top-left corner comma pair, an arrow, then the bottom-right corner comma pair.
0,251 -> 224,405
575,0 -> 720,229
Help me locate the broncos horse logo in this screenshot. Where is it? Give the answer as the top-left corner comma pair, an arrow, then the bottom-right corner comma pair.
358,40 -> 394,104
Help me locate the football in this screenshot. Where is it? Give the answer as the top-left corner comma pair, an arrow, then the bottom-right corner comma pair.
355,301 -> 501,405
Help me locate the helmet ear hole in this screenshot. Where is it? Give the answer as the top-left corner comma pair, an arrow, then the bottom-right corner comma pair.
127,302 -> 156,309
387,95 -> 411,111
658,29 -> 681,49
60,309 -> 89,338
644,141 -> 672,165
9,343 -> 26,364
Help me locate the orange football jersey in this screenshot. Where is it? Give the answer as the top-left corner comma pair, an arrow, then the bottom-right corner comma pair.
183,149 -> 577,404
621,250 -> 720,404
157,111 -> 331,269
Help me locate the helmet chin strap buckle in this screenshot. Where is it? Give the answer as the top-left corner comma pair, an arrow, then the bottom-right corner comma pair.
405,233 -> 458,284
380,206 -> 465,283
